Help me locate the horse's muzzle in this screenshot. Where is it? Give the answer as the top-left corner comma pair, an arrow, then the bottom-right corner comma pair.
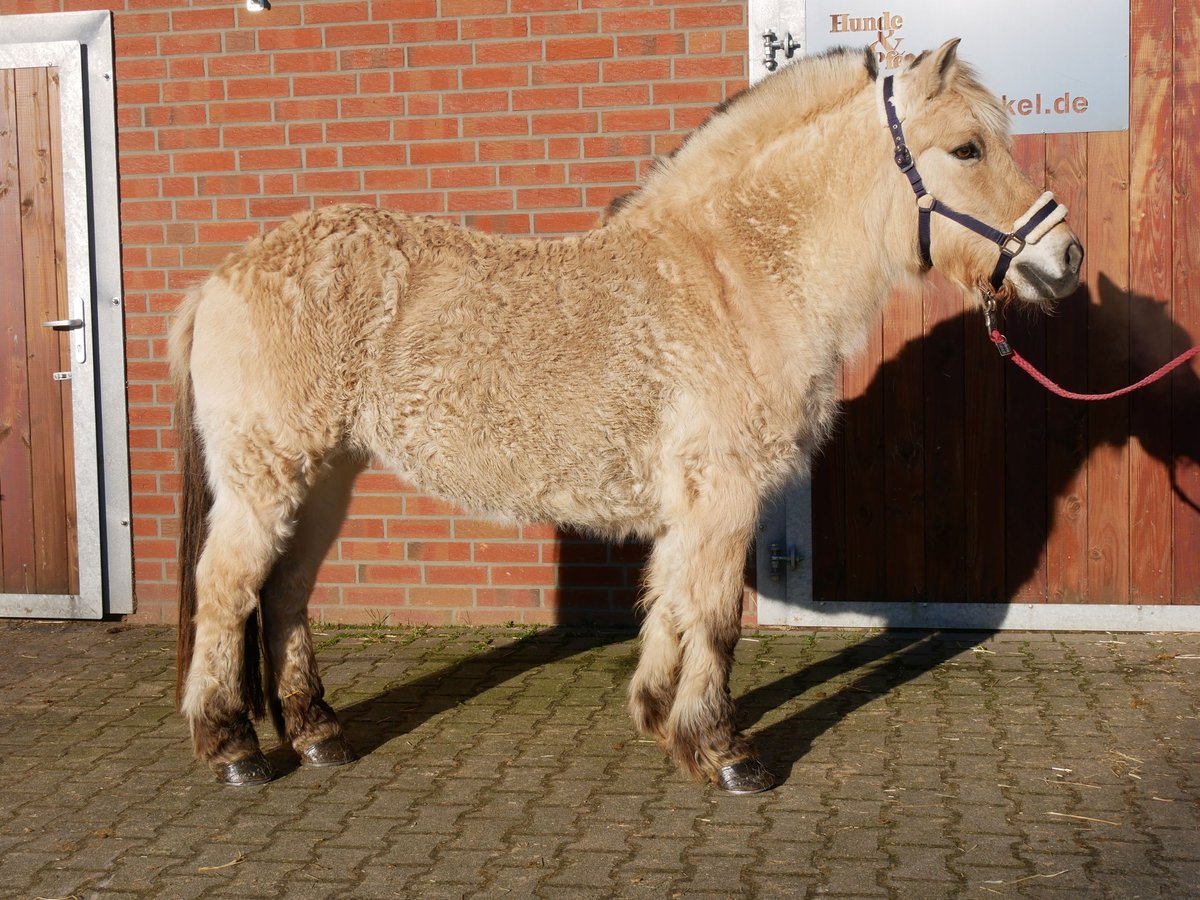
1013,235 -> 1084,302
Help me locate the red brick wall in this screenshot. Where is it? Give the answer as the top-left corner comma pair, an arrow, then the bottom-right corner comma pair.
9,1 -> 750,625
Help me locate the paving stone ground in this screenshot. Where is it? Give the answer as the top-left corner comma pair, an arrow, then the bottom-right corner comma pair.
1,621 -> 1197,898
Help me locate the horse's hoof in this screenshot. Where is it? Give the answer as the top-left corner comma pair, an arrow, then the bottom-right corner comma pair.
214,751 -> 274,786
298,734 -> 357,768
714,758 -> 776,795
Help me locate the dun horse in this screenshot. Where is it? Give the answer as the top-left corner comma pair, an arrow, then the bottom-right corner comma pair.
172,42 -> 1082,792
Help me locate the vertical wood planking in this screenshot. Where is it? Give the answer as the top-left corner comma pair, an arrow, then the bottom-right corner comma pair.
812,367 -> 847,601
0,68 -> 35,594
16,67 -> 71,596
1005,134 -> 1049,602
1128,0 -> 1175,604
841,318 -> 886,599
1173,1 -> 1200,602
963,280 -> 1007,600
921,273 -> 966,601
882,285 -> 925,600
1086,126 -> 1132,603
46,66 -> 79,596
1043,132 -> 1090,602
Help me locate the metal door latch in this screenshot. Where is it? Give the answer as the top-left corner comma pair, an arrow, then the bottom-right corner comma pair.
53,371 -> 72,381
762,30 -> 800,72
768,543 -> 802,580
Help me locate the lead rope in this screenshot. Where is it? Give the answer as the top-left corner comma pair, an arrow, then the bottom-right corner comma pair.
985,298 -> 1200,401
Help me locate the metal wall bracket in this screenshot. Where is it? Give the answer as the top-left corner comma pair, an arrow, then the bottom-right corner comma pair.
762,29 -> 800,72
768,543 -> 803,580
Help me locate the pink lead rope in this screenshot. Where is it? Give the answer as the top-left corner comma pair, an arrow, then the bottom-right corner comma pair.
989,327 -> 1200,402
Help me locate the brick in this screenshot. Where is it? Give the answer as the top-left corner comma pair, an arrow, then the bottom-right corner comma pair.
462,116 -> 530,138
462,65 -> 531,90
476,41 -> 543,64
341,96 -> 407,118
338,47 -> 408,70
461,18 -> 528,39
448,190 -> 514,210
273,52 -> 340,74
226,77 -> 291,100
533,62 -> 600,85
372,0 -> 439,17
358,565 -> 423,585
207,54 -> 271,76
292,74 -> 357,97
171,7 -> 235,30
430,166 -> 496,188
545,37 -> 613,61
532,112 -> 598,134
410,141 -> 480,164
478,140 -> 547,162
392,19 -> 460,43
601,109 -> 671,132
259,28 -> 323,50
303,2 -> 368,24
408,43 -> 474,67
442,91 -> 510,114
513,87 -> 580,111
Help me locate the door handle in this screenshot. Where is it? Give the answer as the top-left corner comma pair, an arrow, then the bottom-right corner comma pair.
41,296 -> 87,364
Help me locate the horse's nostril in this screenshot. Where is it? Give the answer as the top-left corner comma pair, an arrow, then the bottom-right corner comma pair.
1066,240 -> 1084,273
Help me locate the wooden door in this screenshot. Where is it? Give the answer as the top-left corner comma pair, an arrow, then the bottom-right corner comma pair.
1,64 -> 78,597
0,42 -> 102,618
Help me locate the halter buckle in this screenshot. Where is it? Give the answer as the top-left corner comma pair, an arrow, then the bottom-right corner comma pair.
894,147 -> 914,172
1000,234 -> 1026,258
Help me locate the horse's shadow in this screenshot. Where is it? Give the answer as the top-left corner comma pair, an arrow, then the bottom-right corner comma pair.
320,277 -> 1197,786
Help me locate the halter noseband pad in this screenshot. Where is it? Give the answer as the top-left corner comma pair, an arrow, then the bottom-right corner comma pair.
881,75 -> 1066,292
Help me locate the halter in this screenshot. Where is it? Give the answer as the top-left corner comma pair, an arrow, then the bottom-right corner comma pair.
881,75 -> 1065,296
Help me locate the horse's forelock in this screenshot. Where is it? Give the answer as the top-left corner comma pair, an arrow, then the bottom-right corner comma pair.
948,63 -> 1012,143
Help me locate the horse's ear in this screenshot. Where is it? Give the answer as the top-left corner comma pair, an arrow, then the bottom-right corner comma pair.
910,38 -> 962,99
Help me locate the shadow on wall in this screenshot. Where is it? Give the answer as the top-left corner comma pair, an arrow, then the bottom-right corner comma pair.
324,277 -> 1198,786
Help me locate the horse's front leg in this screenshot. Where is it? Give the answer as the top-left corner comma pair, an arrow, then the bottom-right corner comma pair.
633,500 -> 775,794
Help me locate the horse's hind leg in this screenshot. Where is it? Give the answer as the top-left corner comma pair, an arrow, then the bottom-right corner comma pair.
260,453 -> 363,767
638,499 -> 775,794
181,435 -> 306,785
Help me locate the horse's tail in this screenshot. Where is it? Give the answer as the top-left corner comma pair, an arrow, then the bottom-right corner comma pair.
171,289 -> 265,719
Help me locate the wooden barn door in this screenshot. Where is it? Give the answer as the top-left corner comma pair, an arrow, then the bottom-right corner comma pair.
0,42 -> 102,618
753,2 -> 1200,628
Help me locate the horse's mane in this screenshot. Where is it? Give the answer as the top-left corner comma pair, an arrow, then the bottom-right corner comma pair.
604,44 -> 1011,221
604,46 -> 876,219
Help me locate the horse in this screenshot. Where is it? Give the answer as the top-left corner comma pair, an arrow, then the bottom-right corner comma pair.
171,40 -> 1083,793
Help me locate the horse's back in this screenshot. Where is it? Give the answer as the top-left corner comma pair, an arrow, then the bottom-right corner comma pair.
186,204 -> 675,533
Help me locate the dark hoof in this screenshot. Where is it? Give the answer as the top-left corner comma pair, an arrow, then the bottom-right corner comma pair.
714,758 -> 776,795
298,734 -> 357,768
214,751 -> 274,786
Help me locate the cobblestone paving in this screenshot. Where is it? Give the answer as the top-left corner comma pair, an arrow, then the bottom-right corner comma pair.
1,621 -> 1197,898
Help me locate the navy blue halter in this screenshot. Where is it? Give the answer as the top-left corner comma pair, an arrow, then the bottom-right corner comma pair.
881,75 -> 1061,293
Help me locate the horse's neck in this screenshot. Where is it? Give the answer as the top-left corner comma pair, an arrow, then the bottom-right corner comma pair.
624,82 -> 914,423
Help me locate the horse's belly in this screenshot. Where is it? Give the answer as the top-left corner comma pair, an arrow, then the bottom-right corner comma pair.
361,370 -> 665,536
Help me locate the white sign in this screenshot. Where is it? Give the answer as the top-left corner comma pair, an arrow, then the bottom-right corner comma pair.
803,1 -> 1129,134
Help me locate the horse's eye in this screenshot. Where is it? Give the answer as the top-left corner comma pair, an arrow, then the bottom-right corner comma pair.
952,142 -> 981,161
